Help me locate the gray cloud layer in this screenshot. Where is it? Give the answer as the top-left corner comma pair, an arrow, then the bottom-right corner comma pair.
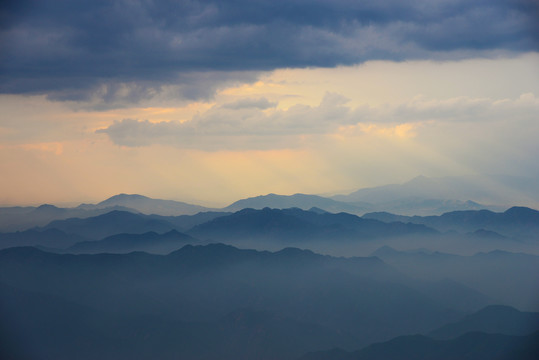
96,93 -> 539,150
1,0 -> 538,104
96,93 -> 352,147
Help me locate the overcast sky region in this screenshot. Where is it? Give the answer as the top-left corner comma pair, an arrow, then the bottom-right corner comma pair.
1,0 -> 538,206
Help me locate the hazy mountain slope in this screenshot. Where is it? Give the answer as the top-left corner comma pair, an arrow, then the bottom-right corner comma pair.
0,195 -> 224,232
0,281 -> 141,360
429,305 -> 539,340
92,193 -> 212,215
410,278 -> 491,313
372,247 -> 539,311
0,228 -> 88,250
67,230 -> 198,254
0,245 -> 470,350
329,175 -> 539,215
0,282 -> 359,360
40,210 -> 178,239
334,176 -> 485,202
299,331 -> 539,360
0,204 -> 139,232
224,193 -> 371,214
333,175 -> 528,206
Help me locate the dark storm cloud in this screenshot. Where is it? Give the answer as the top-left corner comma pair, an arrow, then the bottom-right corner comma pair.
1,0 -> 537,104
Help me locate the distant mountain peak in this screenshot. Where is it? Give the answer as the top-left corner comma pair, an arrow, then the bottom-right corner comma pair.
371,246 -> 399,257
224,192 -> 368,214
99,194 -> 150,204
36,204 -> 60,210
275,247 -> 316,257
504,206 -> 538,216
33,204 -> 65,214
92,194 -> 212,216
408,174 -> 429,183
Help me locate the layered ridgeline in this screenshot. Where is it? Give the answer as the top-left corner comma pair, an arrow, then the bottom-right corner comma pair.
2,245 -> 538,360
364,206 -> 539,240
0,244 -> 495,360
4,208 -> 537,313
331,175 -> 539,215
0,208 -> 437,251
0,196 -> 226,232
67,230 -> 197,255
3,174 -> 538,232
2,205 -> 538,256
1,183 -> 538,359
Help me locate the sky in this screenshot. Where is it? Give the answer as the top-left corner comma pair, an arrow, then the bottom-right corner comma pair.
0,0 -> 538,206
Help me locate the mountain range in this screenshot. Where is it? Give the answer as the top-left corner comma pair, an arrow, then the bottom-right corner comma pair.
0,204 -> 139,232
67,230 -> 197,255
2,176 -> 538,359
2,244 -> 537,360
5,174 -> 537,233
364,206 -> 539,239
79,193 -> 212,215
0,228 -> 88,250
0,244 -> 489,357
188,207 -> 437,247
223,193 -> 371,214
2,204 -> 539,256
332,175 -> 538,212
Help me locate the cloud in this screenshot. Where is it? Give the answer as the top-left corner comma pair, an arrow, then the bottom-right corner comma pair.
1,0 -> 537,106
96,92 -> 353,148
359,93 -> 539,123
221,97 -> 277,110
96,92 -> 539,150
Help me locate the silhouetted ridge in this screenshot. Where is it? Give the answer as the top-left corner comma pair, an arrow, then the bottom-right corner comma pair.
0,246 -> 50,258
67,229 -> 197,254
35,204 -> 61,211
363,206 -> 539,238
41,210 -> 177,239
224,193 -> 369,214
275,247 -> 316,257
503,206 -> 539,221
96,193 -> 212,216
98,193 -> 150,204
189,207 -> 437,244
0,228 -> 88,250
167,243 -> 263,269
